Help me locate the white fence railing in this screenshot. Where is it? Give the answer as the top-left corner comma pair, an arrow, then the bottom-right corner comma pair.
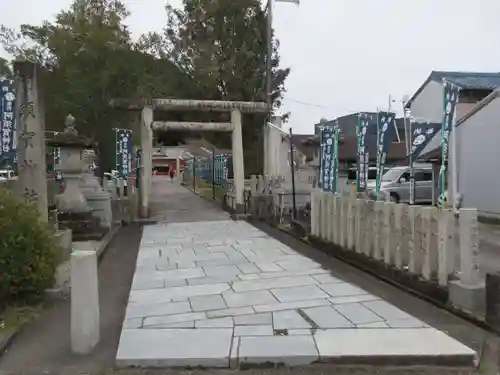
310,191 -> 482,289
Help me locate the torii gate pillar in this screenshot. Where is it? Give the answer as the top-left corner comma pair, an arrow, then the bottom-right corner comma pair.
140,106 -> 153,218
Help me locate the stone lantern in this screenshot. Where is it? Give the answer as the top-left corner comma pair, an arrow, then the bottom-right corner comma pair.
48,115 -> 107,240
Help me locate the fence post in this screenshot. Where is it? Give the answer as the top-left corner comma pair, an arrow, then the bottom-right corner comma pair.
354,199 -> 363,253
421,206 -> 438,281
310,191 -> 319,237
192,156 -> 196,192
331,194 -> 338,244
438,208 -> 454,287
339,196 -> 345,247
382,202 -> 393,265
212,150 -> 216,200
449,208 -> 485,317
408,205 -> 423,275
393,203 -> 403,268
347,193 -> 355,250
458,208 -> 482,286
373,201 -> 384,260
326,193 -> 334,242
364,200 -> 374,257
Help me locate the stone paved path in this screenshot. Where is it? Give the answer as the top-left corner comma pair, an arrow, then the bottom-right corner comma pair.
116,216 -> 477,368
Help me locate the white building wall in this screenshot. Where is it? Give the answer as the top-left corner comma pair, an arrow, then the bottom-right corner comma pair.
453,96 -> 500,216
409,80 -> 443,122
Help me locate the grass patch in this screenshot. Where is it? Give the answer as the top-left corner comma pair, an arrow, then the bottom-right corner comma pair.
0,304 -> 42,333
196,180 -> 225,201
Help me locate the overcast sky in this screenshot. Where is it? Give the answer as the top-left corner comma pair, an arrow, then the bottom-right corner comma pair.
1,0 -> 500,134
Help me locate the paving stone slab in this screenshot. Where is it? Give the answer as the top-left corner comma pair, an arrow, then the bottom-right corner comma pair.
238,335 -> 319,366
273,310 -> 311,330
362,300 -> 413,321
328,294 -> 381,305
232,275 -> 318,293
125,301 -> 192,319
207,306 -> 255,318
223,290 -> 278,308
254,298 -> 331,313
333,302 -> 385,325
271,285 -> 329,303
313,328 -> 477,365
302,306 -> 354,328
190,295 -> 227,311
143,312 -> 207,327
234,313 -> 272,326
116,328 -> 233,367
195,317 -> 234,328
234,325 -> 274,336
319,282 -> 368,297
129,283 -> 231,304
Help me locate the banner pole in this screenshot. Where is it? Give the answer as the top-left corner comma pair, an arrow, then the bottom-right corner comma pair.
375,109 -> 381,200
450,83 -> 460,214
440,80 -> 446,208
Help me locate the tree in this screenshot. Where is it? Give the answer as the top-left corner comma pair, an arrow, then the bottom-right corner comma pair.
0,57 -> 12,78
139,0 -> 290,173
0,0 -> 194,174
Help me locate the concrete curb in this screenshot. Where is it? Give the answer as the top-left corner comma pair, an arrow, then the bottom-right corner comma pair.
44,224 -> 122,300
0,327 -> 20,357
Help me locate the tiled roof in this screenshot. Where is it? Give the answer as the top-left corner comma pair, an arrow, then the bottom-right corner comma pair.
432,71 -> 500,90
406,70 -> 500,108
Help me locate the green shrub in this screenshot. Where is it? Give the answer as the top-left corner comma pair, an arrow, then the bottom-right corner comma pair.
0,187 -> 59,305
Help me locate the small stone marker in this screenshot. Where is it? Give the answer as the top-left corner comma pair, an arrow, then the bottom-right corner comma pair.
71,249 -> 100,354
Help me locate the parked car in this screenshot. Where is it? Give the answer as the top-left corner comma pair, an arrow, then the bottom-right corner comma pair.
366,164 -> 433,204
346,166 -> 380,185
0,169 -> 16,183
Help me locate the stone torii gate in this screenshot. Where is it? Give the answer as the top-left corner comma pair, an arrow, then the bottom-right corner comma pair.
110,99 -> 268,218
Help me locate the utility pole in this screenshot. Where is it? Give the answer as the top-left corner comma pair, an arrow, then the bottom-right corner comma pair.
266,0 -> 274,115
264,0 -> 298,170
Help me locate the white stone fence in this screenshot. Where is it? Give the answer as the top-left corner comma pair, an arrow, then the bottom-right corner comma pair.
310,191 -> 483,290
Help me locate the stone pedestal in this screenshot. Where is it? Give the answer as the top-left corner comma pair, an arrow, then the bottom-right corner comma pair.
449,280 -> 486,318
86,192 -> 112,228
80,173 -> 102,195
56,147 -> 89,213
